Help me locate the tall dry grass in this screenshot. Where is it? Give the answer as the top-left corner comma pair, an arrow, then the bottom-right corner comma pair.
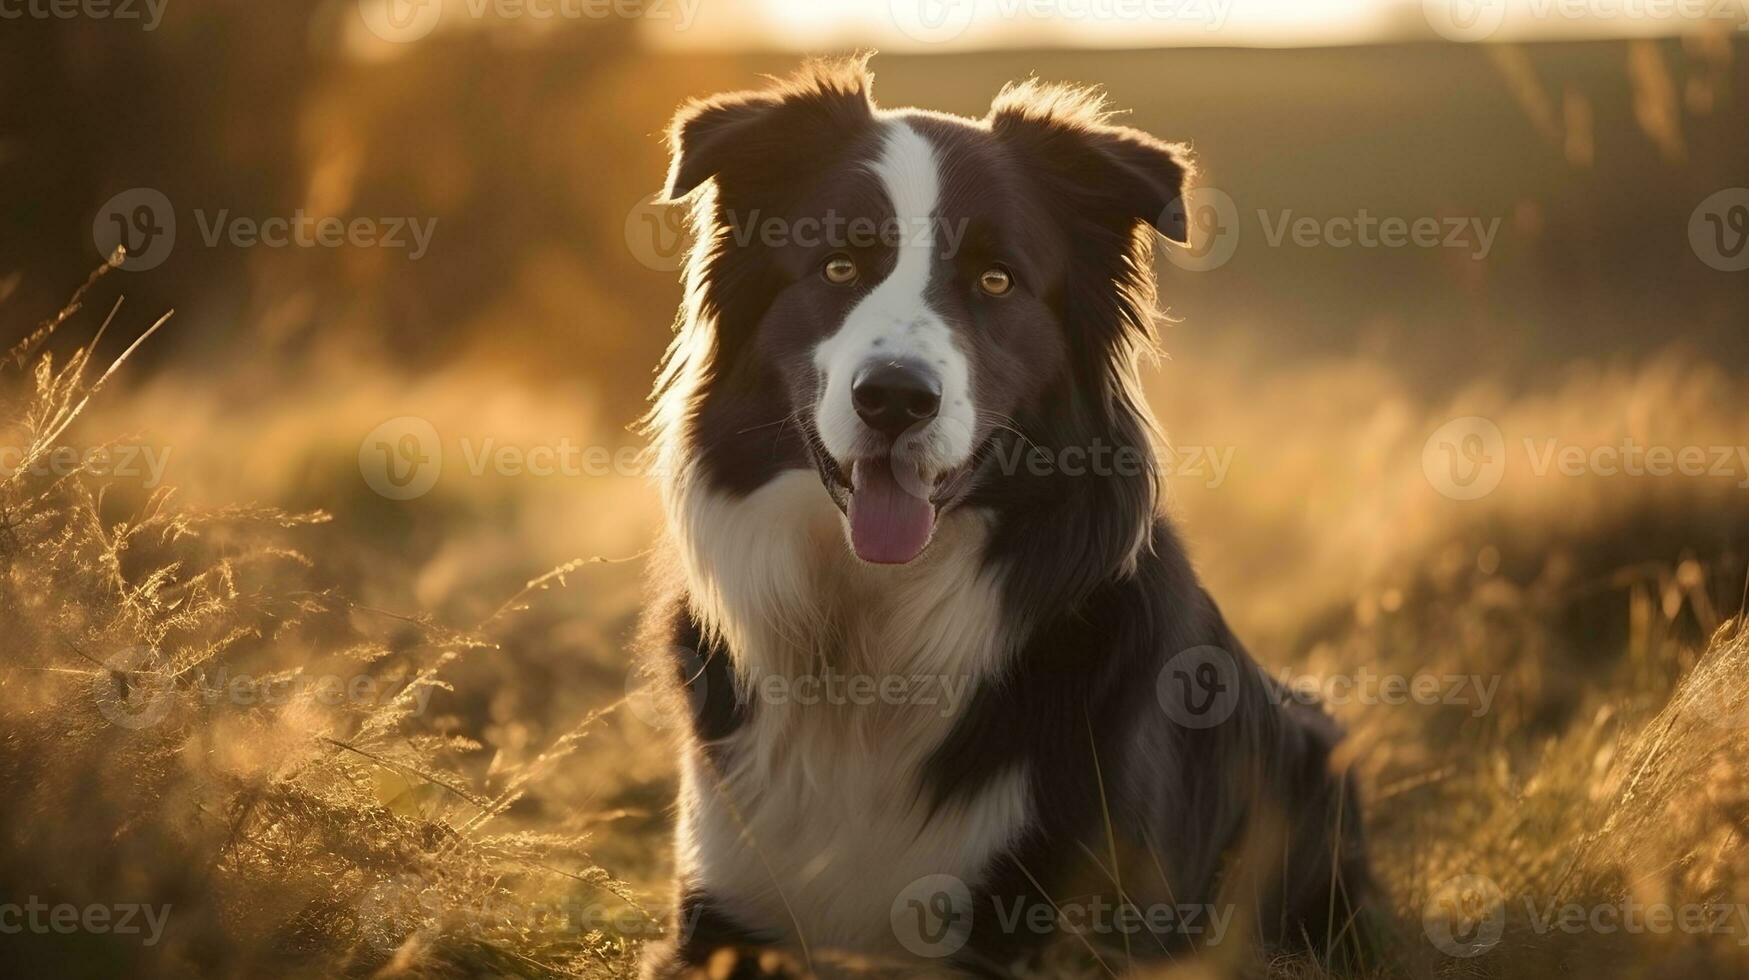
0,258 -> 657,978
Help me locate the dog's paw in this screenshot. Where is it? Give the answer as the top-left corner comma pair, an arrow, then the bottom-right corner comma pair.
687,945 -> 811,979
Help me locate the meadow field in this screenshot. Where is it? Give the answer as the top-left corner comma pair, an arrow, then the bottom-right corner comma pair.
3,11 -> 1749,979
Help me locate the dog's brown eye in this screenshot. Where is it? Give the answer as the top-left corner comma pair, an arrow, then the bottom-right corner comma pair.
978,265 -> 1013,296
822,254 -> 858,285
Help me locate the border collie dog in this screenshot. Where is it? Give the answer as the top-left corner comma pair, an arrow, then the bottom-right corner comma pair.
641,57 -> 1372,978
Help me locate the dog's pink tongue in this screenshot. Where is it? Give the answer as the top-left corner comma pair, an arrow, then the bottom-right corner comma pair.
849,460 -> 935,564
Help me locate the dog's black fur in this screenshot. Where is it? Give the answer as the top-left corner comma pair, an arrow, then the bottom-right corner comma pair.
639,56 -> 1373,978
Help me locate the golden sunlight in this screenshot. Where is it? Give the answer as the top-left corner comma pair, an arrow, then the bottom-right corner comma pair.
645,0 -> 1749,50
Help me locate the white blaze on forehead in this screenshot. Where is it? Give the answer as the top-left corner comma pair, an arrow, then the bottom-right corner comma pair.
863,120 -> 938,303
812,118 -> 976,475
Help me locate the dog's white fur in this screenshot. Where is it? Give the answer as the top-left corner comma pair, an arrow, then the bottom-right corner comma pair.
657,118 -> 1033,957
667,473 -> 1027,955
812,120 -> 978,486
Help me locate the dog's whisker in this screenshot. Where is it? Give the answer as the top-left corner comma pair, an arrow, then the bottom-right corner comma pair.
736,416 -> 796,436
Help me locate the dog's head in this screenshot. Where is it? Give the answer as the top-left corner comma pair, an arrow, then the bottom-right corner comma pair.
659,56 -> 1189,566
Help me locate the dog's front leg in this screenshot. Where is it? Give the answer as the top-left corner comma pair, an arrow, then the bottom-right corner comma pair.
641,939 -> 809,980
641,890 -> 810,980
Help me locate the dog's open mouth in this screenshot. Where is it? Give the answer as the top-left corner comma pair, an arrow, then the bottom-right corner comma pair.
844,457 -> 936,565
814,443 -> 988,566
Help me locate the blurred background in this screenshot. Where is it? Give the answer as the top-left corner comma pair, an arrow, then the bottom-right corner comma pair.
4,0 -> 1745,632
3,1 -> 1749,976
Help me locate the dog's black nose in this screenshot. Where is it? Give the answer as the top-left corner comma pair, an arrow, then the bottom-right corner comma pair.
852,362 -> 941,437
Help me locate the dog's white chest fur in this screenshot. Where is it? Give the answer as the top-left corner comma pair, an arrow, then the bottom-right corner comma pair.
667,470 -> 1030,957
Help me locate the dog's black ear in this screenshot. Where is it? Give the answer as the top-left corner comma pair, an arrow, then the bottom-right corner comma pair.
660,55 -> 878,204
988,81 -> 1193,244
662,93 -> 778,202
